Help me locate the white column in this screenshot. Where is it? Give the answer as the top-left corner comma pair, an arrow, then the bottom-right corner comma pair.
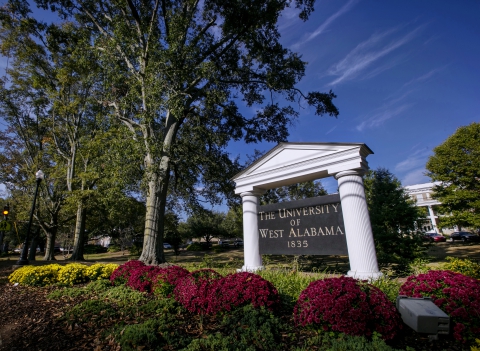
335,170 -> 382,280
427,205 -> 438,233
240,190 -> 265,272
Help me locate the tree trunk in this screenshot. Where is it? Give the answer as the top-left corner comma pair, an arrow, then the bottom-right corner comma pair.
138,170 -> 169,265
69,201 -> 87,261
138,115 -> 179,265
43,226 -> 58,261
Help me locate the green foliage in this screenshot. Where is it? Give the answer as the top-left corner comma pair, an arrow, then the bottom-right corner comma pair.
107,244 -> 121,252
427,122 -> 480,228
83,245 -> 108,254
99,285 -> 147,307
293,332 -> 405,351
368,275 -> 401,304
262,180 -> 328,205
48,279 -> 113,300
113,298 -> 191,351
183,210 -> 228,245
442,256 -> 480,279
186,242 -> 207,251
258,269 -> 319,308
364,168 -> 425,274
65,299 -> 118,324
182,305 -> 285,351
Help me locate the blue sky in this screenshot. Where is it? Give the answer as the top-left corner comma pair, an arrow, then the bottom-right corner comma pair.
1,0 -> 479,198
228,0 -> 480,193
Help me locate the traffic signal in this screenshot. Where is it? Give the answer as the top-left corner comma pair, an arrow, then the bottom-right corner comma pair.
3,205 -> 9,218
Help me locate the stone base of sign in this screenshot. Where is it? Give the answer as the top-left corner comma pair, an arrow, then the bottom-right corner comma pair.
347,270 -> 383,281
237,265 -> 264,273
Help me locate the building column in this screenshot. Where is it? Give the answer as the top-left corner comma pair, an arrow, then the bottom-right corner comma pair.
240,190 -> 265,272
427,205 -> 438,233
335,170 -> 382,280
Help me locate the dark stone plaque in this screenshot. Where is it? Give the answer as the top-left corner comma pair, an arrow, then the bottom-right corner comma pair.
258,194 -> 347,255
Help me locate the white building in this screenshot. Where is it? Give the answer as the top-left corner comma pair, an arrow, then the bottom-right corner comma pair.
404,182 -> 455,234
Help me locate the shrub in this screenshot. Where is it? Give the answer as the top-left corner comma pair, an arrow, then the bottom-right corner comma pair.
85,263 -> 119,281
216,272 -> 279,312
107,244 -> 121,252
9,264 -> 62,286
10,263 -> 118,287
56,263 -> 88,286
110,260 -> 145,286
186,242 -> 206,251
83,244 -> 108,254
126,265 -> 164,293
152,265 -> 189,297
399,270 -> 480,342
174,269 -> 223,314
294,276 -> 401,340
294,332 -> 403,351
442,257 -> 480,279
183,305 -> 284,351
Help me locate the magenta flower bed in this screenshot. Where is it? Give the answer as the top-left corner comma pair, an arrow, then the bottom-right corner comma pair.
294,276 -> 401,340
173,270 -> 280,315
152,265 -> 189,297
174,269 -> 223,314
399,270 -> 480,342
216,272 -> 279,311
126,265 -> 165,293
110,260 -> 146,286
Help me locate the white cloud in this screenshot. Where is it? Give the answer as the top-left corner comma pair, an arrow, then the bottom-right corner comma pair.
292,0 -> 358,50
402,66 -> 447,89
401,168 -> 430,186
394,149 -> 431,173
327,25 -> 424,86
356,103 -> 411,131
325,126 -> 337,135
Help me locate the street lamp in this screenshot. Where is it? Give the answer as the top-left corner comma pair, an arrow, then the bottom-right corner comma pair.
17,170 -> 44,265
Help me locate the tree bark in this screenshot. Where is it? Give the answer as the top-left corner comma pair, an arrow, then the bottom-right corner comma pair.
43,226 -> 58,261
138,115 -> 179,265
69,201 -> 87,261
138,169 -> 170,265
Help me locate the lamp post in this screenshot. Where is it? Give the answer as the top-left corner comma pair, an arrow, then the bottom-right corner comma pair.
17,170 -> 44,265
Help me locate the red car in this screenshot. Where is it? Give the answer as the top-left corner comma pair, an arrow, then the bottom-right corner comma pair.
423,233 -> 446,242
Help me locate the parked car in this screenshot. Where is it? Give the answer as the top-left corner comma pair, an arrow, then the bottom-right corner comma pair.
163,243 -> 172,249
423,233 -> 446,242
218,239 -> 232,247
233,240 -> 243,247
449,231 -> 480,242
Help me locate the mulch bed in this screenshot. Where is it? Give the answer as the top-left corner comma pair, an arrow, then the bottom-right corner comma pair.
0,264 -> 470,351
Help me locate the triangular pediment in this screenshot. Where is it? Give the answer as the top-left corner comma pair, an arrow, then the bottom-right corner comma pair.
232,142 -> 373,194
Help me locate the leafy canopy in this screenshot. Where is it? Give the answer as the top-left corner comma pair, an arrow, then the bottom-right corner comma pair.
426,123 -> 480,229
364,168 -> 424,274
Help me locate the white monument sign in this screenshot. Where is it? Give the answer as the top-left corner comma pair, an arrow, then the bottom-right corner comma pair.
232,142 -> 382,280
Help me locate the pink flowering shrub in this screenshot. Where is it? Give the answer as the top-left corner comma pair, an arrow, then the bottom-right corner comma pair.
110,260 -> 145,286
152,265 -> 190,297
174,269 -> 223,314
126,265 -> 165,293
216,272 -> 280,311
294,276 -> 401,340
399,270 -> 480,342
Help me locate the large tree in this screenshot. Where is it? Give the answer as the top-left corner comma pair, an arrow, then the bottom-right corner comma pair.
426,123 -> 480,229
364,168 -> 424,273
31,0 -> 339,264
